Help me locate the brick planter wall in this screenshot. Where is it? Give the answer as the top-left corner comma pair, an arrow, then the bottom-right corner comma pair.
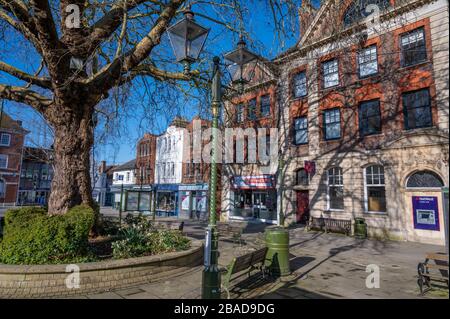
0,239 -> 203,298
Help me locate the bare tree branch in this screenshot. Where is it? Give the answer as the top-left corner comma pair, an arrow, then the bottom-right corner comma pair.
0,60 -> 52,88
0,84 -> 52,112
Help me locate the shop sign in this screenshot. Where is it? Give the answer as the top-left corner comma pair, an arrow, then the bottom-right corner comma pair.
179,184 -> 208,191
232,175 -> 275,189
412,196 -> 440,231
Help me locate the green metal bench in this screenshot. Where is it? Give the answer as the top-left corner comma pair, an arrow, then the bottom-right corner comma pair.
220,247 -> 268,299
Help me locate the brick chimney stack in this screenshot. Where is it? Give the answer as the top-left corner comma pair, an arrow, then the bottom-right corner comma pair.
99,160 -> 107,173
299,0 -> 318,39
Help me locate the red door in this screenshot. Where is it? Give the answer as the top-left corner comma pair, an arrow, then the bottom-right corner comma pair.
296,191 -> 310,223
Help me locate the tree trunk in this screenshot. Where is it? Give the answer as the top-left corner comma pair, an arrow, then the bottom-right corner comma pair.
47,103 -> 94,215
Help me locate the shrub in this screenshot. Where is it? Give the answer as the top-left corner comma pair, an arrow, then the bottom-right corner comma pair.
112,225 -> 190,259
0,205 -> 96,265
3,206 -> 46,231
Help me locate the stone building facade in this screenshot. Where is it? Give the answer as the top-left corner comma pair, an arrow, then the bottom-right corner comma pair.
275,0 -> 449,245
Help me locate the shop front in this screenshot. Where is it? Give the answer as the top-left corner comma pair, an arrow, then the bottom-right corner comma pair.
179,184 -> 208,220
230,175 -> 277,224
155,184 -> 179,217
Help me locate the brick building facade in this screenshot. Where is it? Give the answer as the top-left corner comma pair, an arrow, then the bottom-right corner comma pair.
221,0 -> 449,245
0,113 -> 28,206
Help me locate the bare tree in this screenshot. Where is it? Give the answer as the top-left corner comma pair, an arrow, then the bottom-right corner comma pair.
0,0 -> 300,215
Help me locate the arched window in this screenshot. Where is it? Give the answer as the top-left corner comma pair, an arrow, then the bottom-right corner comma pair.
296,168 -> 309,186
343,0 -> 391,28
327,167 -> 344,210
406,170 -> 444,188
364,165 -> 386,212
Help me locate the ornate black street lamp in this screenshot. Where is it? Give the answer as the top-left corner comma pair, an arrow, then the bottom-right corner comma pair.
166,7 -> 210,75
224,35 -> 258,93
167,8 -> 257,299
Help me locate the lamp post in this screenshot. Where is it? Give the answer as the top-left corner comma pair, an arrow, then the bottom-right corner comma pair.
167,7 -> 257,299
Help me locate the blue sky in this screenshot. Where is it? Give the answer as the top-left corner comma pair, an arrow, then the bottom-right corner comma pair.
2,1 -> 322,165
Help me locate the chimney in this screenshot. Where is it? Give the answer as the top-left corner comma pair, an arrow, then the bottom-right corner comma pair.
299,0 -> 318,39
99,160 -> 107,173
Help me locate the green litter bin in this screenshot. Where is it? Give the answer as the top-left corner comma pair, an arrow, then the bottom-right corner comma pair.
354,218 -> 367,239
265,228 -> 291,277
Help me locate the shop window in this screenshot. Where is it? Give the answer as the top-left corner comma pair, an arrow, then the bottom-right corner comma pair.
406,170 -> 444,188
359,99 -> 381,136
403,88 -> 432,130
260,95 -> 270,117
248,98 -> 257,120
358,45 -> 378,78
292,71 -> 307,98
156,192 -> 176,212
322,59 -> 339,89
400,27 -> 427,67
294,117 -> 308,145
327,167 -> 344,210
365,165 -> 387,212
323,108 -> 341,140
296,168 -> 309,186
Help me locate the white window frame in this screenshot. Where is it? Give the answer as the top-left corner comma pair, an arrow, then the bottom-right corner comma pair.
0,133 -> 11,146
323,59 -> 339,89
0,154 -> 8,169
358,45 -> 378,78
363,165 -> 387,214
326,167 -> 344,211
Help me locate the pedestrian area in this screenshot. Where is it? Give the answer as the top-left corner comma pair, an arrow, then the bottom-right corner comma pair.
73,221 -> 448,299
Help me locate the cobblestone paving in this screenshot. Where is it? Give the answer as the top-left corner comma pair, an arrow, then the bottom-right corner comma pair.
77,212 -> 448,299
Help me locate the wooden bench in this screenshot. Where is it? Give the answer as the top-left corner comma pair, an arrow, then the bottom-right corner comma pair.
307,217 -> 351,235
220,247 -> 268,299
417,252 -> 449,295
217,223 -> 244,246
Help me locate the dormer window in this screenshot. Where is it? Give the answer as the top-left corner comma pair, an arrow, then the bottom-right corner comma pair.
343,0 -> 391,28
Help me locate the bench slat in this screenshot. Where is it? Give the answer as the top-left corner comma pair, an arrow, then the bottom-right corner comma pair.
232,254 -> 254,274
426,253 -> 449,262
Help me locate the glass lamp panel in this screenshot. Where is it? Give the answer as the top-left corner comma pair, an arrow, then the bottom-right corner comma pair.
167,18 -> 209,62
186,27 -> 209,61
227,63 -> 242,82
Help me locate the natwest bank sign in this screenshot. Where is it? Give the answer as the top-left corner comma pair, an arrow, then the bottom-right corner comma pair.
231,175 -> 276,190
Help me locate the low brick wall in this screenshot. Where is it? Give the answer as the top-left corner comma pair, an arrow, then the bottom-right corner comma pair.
0,239 -> 203,298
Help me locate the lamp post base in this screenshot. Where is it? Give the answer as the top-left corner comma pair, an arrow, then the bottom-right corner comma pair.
202,266 -> 221,299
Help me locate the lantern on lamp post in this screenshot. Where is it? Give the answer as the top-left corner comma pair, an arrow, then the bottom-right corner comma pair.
224,35 -> 258,93
166,7 -> 210,75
